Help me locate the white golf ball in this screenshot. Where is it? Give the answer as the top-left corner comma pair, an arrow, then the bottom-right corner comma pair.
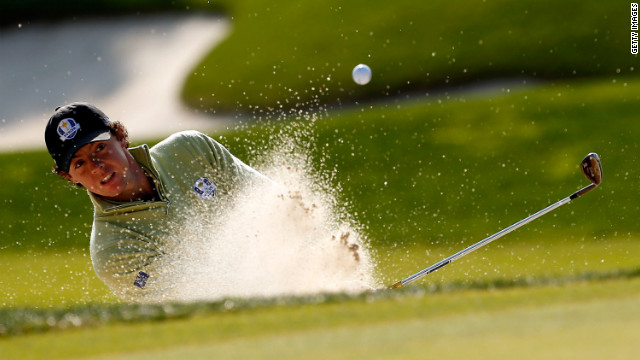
352,64 -> 372,85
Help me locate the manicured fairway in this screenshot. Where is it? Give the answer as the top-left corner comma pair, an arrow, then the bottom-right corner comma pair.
3,277 -> 640,359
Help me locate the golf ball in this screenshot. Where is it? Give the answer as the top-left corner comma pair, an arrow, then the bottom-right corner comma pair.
352,64 -> 372,85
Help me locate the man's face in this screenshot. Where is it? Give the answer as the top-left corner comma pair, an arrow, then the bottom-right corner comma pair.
64,135 -> 133,198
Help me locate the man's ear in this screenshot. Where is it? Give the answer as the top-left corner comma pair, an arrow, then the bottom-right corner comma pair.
119,136 -> 128,149
59,170 -> 79,184
113,125 -> 129,149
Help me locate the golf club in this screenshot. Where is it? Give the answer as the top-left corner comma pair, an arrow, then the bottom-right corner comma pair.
390,152 -> 603,289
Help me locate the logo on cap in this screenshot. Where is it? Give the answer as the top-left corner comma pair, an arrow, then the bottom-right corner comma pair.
193,177 -> 216,199
57,118 -> 81,141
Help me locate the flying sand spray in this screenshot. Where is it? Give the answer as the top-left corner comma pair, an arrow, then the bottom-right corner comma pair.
158,125 -> 378,302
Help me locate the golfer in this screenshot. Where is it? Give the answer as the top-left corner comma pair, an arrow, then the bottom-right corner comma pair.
45,102 -> 268,302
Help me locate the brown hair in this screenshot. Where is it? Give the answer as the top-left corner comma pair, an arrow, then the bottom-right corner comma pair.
52,120 -> 130,182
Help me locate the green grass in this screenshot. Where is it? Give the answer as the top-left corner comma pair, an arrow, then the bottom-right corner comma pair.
5,1 -> 633,112
183,0 -> 634,112
0,250 -> 118,308
0,151 -> 93,252
219,76 -> 640,264
1,1 -> 639,356
3,277 -> 640,359
2,76 -> 639,309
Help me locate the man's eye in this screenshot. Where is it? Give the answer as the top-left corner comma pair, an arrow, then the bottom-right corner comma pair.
96,144 -> 105,151
74,160 -> 84,169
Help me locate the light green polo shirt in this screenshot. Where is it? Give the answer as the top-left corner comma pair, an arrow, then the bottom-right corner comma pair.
88,130 -> 265,302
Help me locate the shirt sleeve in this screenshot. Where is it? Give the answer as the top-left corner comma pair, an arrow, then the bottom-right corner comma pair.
194,131 -> 268,183
159,130 -> 272,191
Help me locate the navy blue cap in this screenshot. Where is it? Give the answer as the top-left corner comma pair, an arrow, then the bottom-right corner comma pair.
44,102 -> 112,172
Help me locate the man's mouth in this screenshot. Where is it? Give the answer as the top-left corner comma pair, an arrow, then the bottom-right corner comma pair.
101,172 -> 114,184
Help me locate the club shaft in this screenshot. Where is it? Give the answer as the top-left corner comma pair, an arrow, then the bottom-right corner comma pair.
391,183 -> 596,289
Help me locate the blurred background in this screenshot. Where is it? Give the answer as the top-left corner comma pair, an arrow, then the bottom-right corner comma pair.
0,0 -> 639,357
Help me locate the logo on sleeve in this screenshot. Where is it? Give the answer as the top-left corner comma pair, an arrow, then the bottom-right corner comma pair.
133,271 -> 149,289
193,177 -> 216,199
57,118 -> 81,141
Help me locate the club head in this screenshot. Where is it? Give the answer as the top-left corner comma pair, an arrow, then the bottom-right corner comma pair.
581,153 -> 602,186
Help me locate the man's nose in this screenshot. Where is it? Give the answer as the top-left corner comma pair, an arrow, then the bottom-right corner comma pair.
90,157 -> 104,171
